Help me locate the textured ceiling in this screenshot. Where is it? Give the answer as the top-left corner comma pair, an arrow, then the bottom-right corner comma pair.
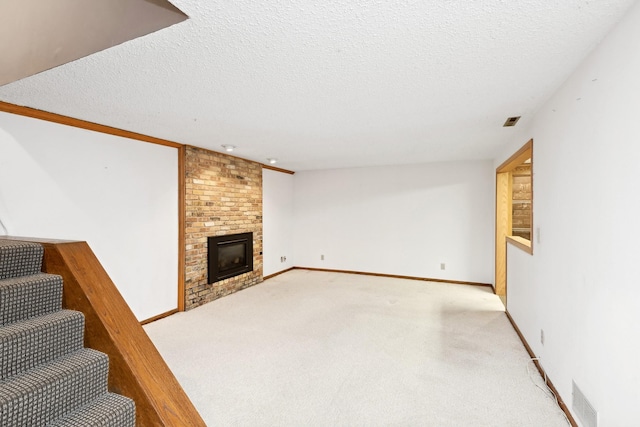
0,0 -> 637,171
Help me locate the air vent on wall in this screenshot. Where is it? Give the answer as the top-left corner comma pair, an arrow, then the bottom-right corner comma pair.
503,116 -> 521,127
572,380 -> 598,427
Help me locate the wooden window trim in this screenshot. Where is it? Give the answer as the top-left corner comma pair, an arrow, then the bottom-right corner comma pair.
497,139 -> 533,255
506,235 -> 533,255
495,139 -> 533,297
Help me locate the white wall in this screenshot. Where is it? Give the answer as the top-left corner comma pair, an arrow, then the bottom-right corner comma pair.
0,112 -> 179,321
262,169 -> 294,276
498,2 -> 640,425
293,161 -> 494,284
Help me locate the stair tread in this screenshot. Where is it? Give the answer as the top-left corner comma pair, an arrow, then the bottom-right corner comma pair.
0,239 -> 44,280
0,309 -> 85,380
0,272 -> 63,325
0,348 -> 110,426
48,393 -> 136,427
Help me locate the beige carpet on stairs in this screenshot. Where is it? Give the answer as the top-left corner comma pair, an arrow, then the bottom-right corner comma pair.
144,270 -> 569,426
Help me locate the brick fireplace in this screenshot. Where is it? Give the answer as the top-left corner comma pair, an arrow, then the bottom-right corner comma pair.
184,146 -> 263,310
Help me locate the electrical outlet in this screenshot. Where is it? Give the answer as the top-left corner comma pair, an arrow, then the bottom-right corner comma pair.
321,254 -> 324,261
283,256 -> 286,262
440,263 -> 446,270
541,329 -> 545,345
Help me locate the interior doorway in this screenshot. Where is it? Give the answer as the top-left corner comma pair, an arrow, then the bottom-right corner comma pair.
495,139 -> 533,306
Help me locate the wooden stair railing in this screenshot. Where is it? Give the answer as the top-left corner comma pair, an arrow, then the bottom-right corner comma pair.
7,237 -> 206,426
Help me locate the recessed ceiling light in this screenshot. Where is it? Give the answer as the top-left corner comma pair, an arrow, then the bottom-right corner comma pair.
221,144 -> 235,152
267,158 -> 278,165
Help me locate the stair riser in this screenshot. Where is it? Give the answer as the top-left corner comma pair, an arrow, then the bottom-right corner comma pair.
0,310 -> 85,380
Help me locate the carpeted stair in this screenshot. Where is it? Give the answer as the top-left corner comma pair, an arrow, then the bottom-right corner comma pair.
0,239 -> 135,426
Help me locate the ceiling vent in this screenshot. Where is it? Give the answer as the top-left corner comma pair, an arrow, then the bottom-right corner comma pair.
503,116 -> 521,127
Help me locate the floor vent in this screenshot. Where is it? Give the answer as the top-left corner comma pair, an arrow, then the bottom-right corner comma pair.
572,381 -> 598,427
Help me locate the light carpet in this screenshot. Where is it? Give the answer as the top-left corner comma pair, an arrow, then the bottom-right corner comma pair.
144,270 -> 569,426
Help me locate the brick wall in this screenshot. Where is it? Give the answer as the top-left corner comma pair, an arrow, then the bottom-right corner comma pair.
184,146 -> 263,310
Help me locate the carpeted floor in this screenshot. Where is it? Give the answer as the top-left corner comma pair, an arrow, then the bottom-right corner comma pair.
144,270 -> 569,426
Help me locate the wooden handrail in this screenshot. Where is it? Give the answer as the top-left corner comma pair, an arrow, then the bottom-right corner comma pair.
31,239 -> 206,426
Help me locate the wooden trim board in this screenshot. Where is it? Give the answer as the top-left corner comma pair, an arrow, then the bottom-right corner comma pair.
504,311 -> 577,427
0,102 -> 295,175
497,138 -> 533,173
0,101 -> 183,148
294,267 -> 493,288
177,145 -> 186,311
495,138 -> 534,298
263,267 -> 296,281
262,164 -> 295,175
140,309 -> 179,325
495,171 -> 511,296
1,102 -> 189,313
506,235 -> 533,255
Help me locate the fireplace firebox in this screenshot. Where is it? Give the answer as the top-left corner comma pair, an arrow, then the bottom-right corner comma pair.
208,232 -> 253,283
